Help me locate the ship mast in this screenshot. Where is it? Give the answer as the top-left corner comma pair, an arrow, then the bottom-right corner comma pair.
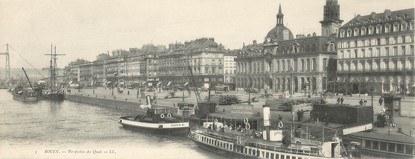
45,44 -> 65,93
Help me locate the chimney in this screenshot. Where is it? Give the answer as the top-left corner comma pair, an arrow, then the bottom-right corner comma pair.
312,32 -> 317,36
253,40 -> 257,45
384,9 -> 391,18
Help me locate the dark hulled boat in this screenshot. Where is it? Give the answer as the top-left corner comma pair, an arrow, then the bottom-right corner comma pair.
119,95 -> 190,134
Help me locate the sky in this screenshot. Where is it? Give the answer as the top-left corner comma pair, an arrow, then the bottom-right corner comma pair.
0,0 -> 413,70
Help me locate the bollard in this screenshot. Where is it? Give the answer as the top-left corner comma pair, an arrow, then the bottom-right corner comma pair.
388,129 -> 390,135
410,130 -> 412,137
125,98 -> 128,101
104,96 -> 106,99
96,95 -> 97,98
88,94 -> 89,97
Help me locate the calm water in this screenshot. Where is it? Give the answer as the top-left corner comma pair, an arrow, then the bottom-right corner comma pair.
0,90 -> 226,159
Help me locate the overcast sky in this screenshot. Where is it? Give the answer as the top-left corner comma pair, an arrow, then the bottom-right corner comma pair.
0,0 -> 413,70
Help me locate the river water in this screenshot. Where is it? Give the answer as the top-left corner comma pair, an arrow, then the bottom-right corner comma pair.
0,90 -> 226,159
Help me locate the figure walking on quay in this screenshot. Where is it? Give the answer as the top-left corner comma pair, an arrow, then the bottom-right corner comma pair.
379,96 -> 383,106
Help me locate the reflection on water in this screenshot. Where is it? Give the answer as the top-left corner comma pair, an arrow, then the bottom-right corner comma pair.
0,90 -> 226,159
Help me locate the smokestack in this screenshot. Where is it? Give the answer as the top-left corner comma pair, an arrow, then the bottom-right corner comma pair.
146,95 -> 152,105
263,105 -> 271,140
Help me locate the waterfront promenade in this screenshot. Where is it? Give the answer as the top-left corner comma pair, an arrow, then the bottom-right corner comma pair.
67,87 -> 415,138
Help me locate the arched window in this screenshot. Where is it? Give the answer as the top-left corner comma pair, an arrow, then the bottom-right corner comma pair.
340,29 -> 345,38
401,22 -> 407,31
361,26 -> 366,35
385,23 -> 391,33
293,45 -> 299,53
393,23 -> 399,32
354,27 -> 359,36
376,25 -> 382,34
368,25 -> 374,34
328,43 -> 335,52
347,28 -> 352,37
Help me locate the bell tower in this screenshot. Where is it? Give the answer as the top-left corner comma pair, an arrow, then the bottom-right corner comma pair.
276,4 -> 284,26
320,0 -> 343,37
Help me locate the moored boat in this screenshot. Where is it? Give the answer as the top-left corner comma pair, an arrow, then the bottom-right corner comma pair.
12,89 -> 39,103
119,95 -> 190,134
12,67 -> 39,103
188,105 -> 349,159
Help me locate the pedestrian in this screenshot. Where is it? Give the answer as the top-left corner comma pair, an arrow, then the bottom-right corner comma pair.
379,97 -> 383,106
278,114 -> 282,121
359,99 -> 364,106
340,97 -> 344,104
291,110 -> 295,121
337,97 -> 340,104
127,90 -> 130,95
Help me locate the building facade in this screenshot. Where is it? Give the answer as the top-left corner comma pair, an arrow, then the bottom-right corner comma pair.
224,53 -> 237,89
337,8 -> 414,95
158,38 -> 226,89
236,0 -> 341,95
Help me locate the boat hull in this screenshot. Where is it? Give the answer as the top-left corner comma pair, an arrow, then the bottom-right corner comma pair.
12,93 -> 38,103
188,130 -> 345,159
41,93 -> 65,101
119,116 -> 189,135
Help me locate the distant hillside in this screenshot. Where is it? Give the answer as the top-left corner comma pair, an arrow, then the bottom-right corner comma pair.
0,68 -> 63,81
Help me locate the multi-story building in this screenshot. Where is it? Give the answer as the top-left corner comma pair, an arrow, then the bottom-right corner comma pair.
224,52 -> 237,90
337,8 -> 414,95
236,0 -> 341,95
158,38 -> 226,88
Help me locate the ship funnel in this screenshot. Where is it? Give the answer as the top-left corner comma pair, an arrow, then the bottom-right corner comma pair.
263,105 -> 271,126
146,95 -> 152,105
139,95 -> 152,109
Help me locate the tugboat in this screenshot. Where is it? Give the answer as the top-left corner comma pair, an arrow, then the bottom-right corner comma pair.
188,105 -> 348,159
119,95 -> 190,134
12,67 -> 39,103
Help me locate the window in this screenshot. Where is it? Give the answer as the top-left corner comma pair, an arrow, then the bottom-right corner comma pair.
401,22 -> 407,31
365,140 -> 372,148
373,141 -> 379,149
368,26 -> 374,34
393,23 -> 400,32
393,47 -> 397,56
361,27 -> 366,35
380,142 -> 387,151
405,145 -> 413,154
385,24 -> 391,33
401,46 -> 406,55
340,29 -> 345,38
347,29 -> 352,37
388,143 -> 396,152
354,28 -> 359,36
376,25 -> 382,34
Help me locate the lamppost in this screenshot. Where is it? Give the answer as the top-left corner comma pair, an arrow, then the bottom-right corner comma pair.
370,87 -> 374,107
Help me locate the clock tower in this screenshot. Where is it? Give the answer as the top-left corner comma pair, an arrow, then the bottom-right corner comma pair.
320,0 -> 343,37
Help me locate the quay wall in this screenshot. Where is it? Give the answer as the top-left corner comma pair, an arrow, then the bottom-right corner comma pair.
65,94 -> 144,112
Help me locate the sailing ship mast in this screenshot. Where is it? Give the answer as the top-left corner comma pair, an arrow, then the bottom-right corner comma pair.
45,44 -> 65,93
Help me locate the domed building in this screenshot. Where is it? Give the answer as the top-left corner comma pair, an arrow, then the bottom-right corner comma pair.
236,0 -> 341,96
264,4 -> 294,45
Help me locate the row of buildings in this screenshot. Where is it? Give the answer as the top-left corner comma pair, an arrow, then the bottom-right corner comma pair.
64,0 -> 414,95
65,39 -> 237,89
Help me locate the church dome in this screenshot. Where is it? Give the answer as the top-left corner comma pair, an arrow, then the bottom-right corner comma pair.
264,4 -> 294,44
265,25 -> 294,43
